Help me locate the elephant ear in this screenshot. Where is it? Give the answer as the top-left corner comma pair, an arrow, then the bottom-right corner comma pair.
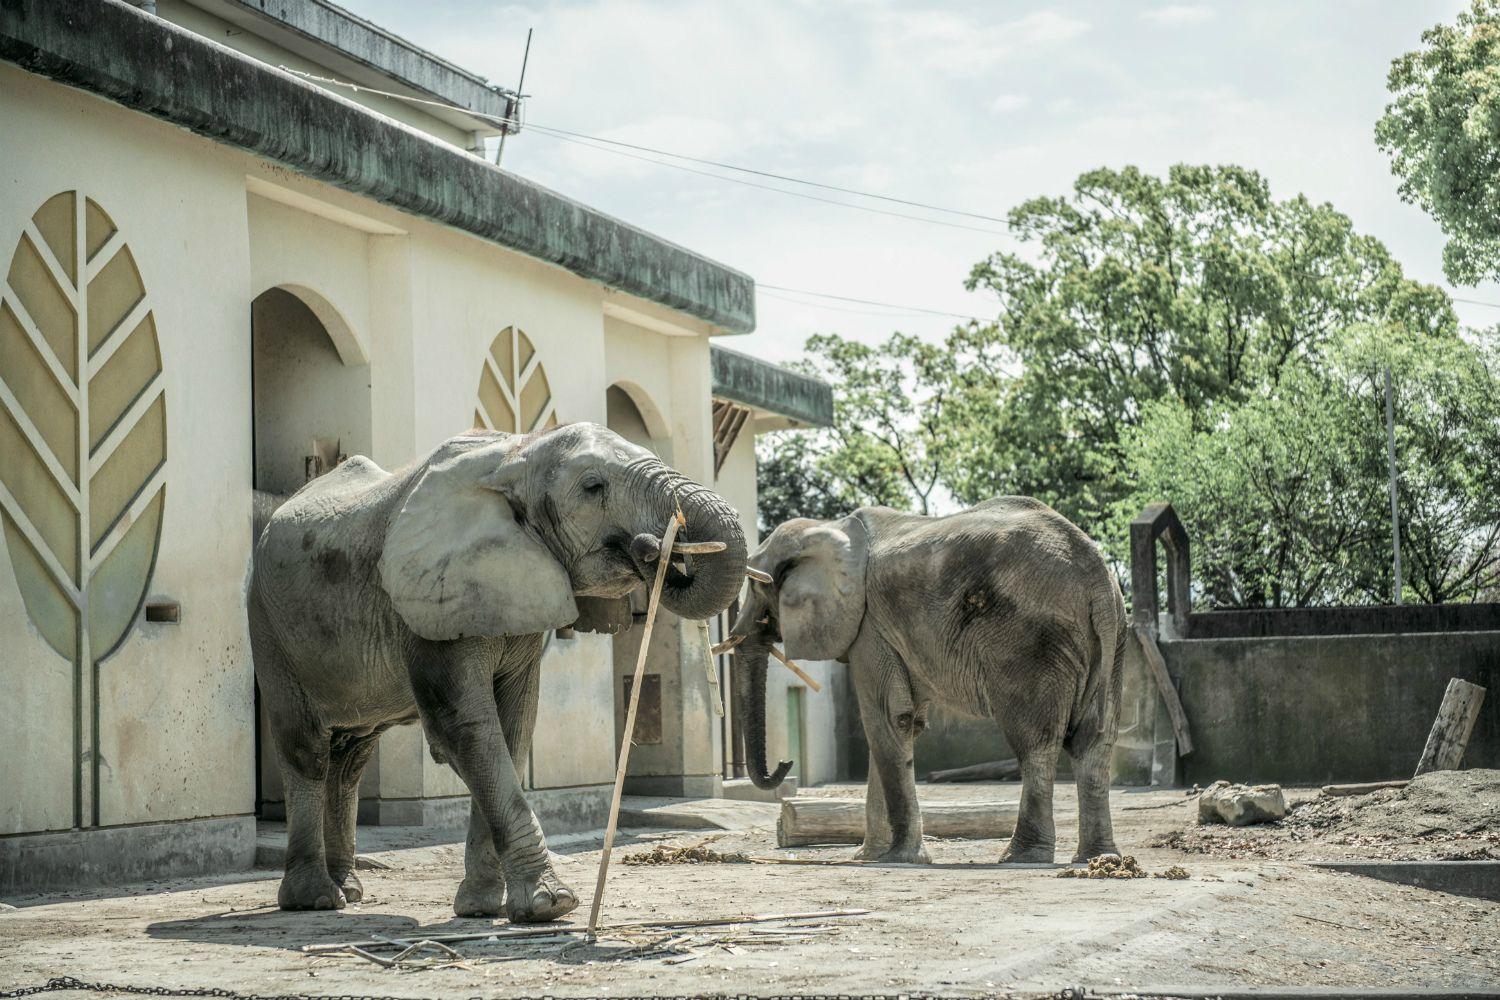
380,444 -> 578,640
777,515 -> 867,661
571,596 -> 633,635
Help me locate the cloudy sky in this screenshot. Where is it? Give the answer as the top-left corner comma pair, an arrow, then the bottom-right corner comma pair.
340,0 -> 1496,364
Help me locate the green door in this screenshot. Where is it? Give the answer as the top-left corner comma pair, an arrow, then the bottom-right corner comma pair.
786,686 -> 806,785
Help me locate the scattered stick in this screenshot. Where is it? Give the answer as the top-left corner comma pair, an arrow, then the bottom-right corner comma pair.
588,511 -> 682,937
1294,912 -> 1362,931
771,646 -> 822,693
1414,678 -> 1486,776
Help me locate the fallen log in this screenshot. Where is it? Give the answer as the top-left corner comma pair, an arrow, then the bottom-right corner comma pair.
777,797 -> 1018,847
926,758 -> 1020,783
1414,678 -> 1486,776
1320,780 -> 1410,798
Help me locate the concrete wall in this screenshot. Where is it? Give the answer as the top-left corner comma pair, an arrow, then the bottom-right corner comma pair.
1165,631 -> 1500,786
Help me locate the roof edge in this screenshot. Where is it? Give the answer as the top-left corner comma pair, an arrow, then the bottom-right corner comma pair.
711,344 -> 833,427
1,0 -> 756,334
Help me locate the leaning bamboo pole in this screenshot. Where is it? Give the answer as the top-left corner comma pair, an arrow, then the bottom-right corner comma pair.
586,511 -> 682,937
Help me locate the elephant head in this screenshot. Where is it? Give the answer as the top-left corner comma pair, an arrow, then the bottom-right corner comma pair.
726,514 -> 869,788
379,423 -> 747,640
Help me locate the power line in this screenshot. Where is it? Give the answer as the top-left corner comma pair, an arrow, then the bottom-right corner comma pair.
528,129 -> 1008,236
275,65 -> 1009,236
759,284 -> 986,322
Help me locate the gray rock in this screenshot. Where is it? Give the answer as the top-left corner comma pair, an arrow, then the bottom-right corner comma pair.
1197,780 -> 1287,826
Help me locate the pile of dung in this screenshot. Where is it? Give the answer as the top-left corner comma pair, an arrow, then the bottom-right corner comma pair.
1151,768 -> 1500,862
1058,855 -> 1147,879
621,842 -> 750,866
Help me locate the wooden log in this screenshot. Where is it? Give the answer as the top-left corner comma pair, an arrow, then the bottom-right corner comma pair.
1320,780 -> 1410,798
771,646 -> 822,693
926,758 -> 1020,783
777,797 -> 1018,847
1414,678 -> 1486,777
1133,624 -> 1194,756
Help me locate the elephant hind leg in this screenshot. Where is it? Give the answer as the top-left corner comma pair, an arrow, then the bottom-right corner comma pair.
272,727 -> 345,911
323,731 -> 380,903
1066,730 -> 1119,862
999,738 -> 1061,864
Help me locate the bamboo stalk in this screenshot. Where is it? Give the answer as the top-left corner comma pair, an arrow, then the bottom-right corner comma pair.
771,646 -> 822,693
587,512 -> 682,937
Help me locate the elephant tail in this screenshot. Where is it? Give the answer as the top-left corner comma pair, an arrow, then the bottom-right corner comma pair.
1068,589 -> 1126,749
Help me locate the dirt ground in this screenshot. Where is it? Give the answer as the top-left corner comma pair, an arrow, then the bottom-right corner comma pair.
1154,768 -> 1500,862
1,781 -> 1496,997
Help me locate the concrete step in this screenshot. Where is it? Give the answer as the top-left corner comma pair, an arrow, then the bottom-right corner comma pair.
722,776 -> 798,802
618,795 -> 781,832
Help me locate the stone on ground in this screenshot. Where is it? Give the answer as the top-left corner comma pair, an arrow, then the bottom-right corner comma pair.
1198,780 -> 1288,826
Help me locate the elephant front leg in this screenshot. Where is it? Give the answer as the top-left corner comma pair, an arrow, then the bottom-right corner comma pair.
417,641 -> 576,923
851,635 -> 929,864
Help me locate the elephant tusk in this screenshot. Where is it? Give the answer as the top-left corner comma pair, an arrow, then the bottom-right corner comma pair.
710,634 -> 746,655
746,567 -> 773,584
672,540 -> 727,555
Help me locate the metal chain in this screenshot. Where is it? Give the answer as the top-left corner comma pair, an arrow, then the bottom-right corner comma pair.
0,979 -> 432,1000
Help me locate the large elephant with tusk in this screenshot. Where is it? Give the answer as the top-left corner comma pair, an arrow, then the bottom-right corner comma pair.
725,498 -> 1126,864
249,424 -> 746,920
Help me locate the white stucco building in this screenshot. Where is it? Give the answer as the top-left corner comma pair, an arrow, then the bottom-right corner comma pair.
0,0 -> 832,893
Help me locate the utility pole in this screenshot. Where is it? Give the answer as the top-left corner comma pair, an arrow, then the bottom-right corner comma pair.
495,28 -> 532,166
1384,366 -> 1403,605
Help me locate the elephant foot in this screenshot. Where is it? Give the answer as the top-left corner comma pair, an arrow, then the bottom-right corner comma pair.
454,876 -> 505,918
278,866 -> 346,911
850,841 -> 890,861
332,870 -> 364,904
1072,842 -> 1120,864
854,841 -> 930,864
999,839 -> 1055,865
505,869 -> 578,924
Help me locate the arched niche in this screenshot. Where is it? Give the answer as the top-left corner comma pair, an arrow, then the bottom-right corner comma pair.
250,286 -> 372,496
606,381 -> 670,459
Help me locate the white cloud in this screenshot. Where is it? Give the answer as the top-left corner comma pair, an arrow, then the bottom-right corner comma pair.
1141,5 -> 1214,26
989,94 -> 1030,114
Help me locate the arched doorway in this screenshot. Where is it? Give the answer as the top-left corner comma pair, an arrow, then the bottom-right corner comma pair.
250,285 -> 371,818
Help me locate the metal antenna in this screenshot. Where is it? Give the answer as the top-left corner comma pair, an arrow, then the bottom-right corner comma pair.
495,28 -> 532,165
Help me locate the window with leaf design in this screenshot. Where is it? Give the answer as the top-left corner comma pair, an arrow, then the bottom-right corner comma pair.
473,326 -> 558,434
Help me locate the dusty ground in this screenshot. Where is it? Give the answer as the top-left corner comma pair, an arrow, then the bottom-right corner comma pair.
1,781 -> 1496,997
1155,769 -> 1500,862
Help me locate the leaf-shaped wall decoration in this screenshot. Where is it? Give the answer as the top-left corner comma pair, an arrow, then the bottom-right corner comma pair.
473,325 -> 559,433
0,191 -> 166,827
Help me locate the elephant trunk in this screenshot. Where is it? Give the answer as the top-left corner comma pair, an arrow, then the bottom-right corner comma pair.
732,634 -> 794,790
628,458 -> 748,621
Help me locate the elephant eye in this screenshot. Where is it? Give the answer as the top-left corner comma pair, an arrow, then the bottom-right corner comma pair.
580,474 -> 608,496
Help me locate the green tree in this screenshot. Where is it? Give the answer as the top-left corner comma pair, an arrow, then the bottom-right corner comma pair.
1118,325 -> 1500,607
1377,0 -> 1500,284
753,331 -> 950,536
948,165 -> 1454,532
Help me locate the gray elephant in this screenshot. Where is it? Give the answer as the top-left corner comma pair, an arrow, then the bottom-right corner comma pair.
249,423 -> 746,920
726,498 -> 1124,864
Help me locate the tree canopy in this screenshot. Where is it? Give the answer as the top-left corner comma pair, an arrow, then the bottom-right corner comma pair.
1377,0 -> 1500,285
755,164 -> 1500,607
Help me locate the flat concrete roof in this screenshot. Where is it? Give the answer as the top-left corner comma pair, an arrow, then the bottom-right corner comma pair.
1,0 -> 756,334
711,345 -> 833,427
178,0 -> 514,135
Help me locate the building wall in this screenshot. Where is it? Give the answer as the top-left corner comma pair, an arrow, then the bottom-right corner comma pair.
0,59 -> 731,854
0,64 -> 255,835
